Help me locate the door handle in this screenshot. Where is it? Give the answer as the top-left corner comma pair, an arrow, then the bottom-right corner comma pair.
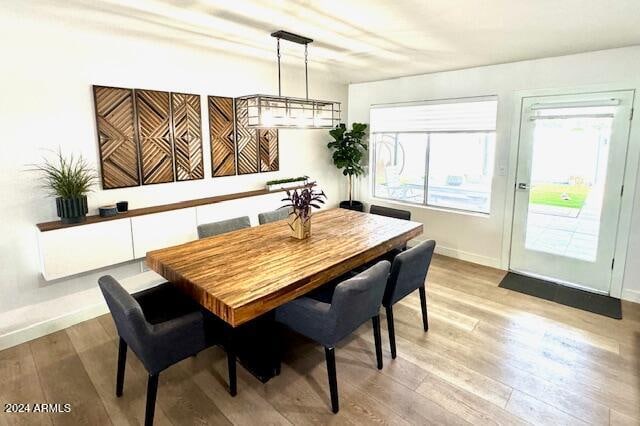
517,183 -> 530,190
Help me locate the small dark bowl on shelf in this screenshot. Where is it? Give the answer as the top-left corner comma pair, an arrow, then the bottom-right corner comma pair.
99,205 -> 118,218
116,201 -> 129,213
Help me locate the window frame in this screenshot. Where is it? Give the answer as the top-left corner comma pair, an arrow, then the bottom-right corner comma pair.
369,96 -> 498,215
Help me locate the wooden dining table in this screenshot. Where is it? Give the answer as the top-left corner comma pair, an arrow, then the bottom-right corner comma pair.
146,207 -> 423,380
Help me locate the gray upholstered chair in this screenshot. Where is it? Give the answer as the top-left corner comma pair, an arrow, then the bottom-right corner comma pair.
383,240 -> 436,359
258,208 -> 290,225
197,216 -> 251,239
275,261 -> 391,413
370,204 -> 412,256
98,276 -> 236,426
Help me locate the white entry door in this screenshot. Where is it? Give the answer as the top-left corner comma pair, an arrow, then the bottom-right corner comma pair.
510,90 -> 634,294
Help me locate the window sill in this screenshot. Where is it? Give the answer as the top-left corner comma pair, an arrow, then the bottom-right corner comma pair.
368,197 -> 491,219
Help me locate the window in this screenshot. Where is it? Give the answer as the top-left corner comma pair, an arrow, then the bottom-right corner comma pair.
370,97 -> 497,213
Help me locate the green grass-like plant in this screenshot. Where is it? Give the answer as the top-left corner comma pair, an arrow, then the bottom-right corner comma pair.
266,176 -> 309,186
30,150 -> 97,198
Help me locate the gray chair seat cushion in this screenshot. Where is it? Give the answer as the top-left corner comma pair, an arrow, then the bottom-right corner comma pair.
276,261 -> 390,347
99,276 -> 211,375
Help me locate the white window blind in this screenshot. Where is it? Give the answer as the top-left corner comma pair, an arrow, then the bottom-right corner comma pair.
370,97 -> 498,133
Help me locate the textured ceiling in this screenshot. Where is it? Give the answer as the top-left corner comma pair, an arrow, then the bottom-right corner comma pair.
18,0 -> 640,83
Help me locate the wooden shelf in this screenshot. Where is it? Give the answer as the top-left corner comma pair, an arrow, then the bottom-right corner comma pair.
36,186 -> 304,232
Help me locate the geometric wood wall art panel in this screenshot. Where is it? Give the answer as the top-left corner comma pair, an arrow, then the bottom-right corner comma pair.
135,89 -> 175,185
171,92 -> 204,181
93,86 -> 141,189
259,128 -> 279,172
208,96 -> 236,177
234,98 -> 259,175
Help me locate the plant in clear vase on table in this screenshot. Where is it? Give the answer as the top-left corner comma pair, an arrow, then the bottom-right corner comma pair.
281,183 -> 327,239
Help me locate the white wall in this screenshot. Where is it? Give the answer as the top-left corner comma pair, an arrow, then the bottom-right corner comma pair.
0,3 -> 347,342
348,46 -> 640,301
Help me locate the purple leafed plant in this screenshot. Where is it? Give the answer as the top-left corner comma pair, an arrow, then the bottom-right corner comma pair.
281,182 -> 327,223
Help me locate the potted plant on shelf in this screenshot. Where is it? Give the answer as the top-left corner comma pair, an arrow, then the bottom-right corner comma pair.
31,150 -> 97,224
327,122 -> 368,212
266,176 -> 309,191
281,183 -> 326,239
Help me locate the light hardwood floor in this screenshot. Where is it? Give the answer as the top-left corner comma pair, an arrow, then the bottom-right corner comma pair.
1,255 -> 639,425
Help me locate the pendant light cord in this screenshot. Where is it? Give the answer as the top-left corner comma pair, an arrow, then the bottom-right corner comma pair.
277,37 -> 282,97
305,44 -> 309,100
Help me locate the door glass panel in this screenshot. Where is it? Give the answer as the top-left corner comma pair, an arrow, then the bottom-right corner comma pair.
525,106 -> 615,262
373,133 -> 428,204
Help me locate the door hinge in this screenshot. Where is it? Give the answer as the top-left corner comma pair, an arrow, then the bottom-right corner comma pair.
621,185 -> 625,197
612,258 -> 615,269
631,108 -> 634,121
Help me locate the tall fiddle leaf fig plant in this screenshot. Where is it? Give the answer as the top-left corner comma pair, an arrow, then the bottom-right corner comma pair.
327,122 -> 368,206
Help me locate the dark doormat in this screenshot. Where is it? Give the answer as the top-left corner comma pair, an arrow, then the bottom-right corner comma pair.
499,272 -> 622,319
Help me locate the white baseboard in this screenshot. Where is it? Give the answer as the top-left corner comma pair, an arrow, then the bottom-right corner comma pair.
0,271 -> 165,352
408,237 -> 502,269
621,289 -> 640,304
0,303 -> 109,352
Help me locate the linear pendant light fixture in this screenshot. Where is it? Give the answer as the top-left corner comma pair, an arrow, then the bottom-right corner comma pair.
237,30 -> 341,129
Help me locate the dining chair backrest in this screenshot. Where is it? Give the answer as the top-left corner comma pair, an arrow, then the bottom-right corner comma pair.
258,208 -> 290,225
370,204 -> 411,221
330,260 -> 391,342
98,276 -> 151,365
384,240 -> 436,306
197,216 -> 251,239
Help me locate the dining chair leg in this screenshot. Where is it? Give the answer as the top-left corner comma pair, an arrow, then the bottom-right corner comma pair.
116,337 -> 127,397
145,373 -> 159,426
419,285 -> 429,332
324,346 -> 339,413
372,315 -> 383,369
385,306 -> 397,359
227,350 -> 237,396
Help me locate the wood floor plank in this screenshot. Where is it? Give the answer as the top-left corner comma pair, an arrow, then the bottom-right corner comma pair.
2,255 -> 640,425
505,390 -> 588,426
98,315 -> 232,425
415,371 -> 529,426
610,409 -> 640,426
66,318 -> 173,426
327,335 -> 470,425
359,325 -> 514,408
0,345 -> 52,426
390,300 -> 613,424
179,347 -> 292,425
29,331 -> 112,425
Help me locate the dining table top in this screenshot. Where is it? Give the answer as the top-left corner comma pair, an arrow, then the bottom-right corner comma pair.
146,208 -> 423,327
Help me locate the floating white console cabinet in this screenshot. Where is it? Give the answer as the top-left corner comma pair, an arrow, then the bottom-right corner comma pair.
37,219 -> 134,280
131,208 -> 198,259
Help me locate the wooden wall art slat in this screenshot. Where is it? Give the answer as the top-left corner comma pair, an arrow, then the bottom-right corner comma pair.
171,93 -> 203,181
259,128 -> 279,172
208,96 -> 236,177
234,98 -> 259,175
135,89 -> 175,185
93,86 -> 140,189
